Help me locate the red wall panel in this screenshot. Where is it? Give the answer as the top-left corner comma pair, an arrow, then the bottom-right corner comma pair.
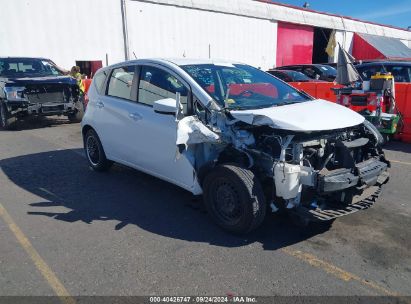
352,33 -> 385,61
276,22 -> 314,67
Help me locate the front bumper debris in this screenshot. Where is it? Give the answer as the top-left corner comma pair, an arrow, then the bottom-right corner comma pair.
317,158 -> 388,193
293,170 -> 389,222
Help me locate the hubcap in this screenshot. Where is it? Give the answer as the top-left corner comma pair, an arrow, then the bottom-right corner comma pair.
86,136 -> 100,165
213,180 -> 242,225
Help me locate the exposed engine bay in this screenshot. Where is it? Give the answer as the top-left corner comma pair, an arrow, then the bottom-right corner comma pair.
177,100 -> 390,222
8,82 -> 81,116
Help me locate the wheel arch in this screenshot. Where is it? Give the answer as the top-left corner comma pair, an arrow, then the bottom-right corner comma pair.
81,124 -> 94,141
197,146 -> 253,186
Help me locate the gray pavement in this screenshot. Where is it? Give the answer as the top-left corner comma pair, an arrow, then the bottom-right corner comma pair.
0,116 -> 410,297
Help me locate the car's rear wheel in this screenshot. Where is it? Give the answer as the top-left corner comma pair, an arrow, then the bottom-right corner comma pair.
203,164 -> 266,234
0,101 -> 16,130
84,129 -> 112,171
68,98 -> 85,123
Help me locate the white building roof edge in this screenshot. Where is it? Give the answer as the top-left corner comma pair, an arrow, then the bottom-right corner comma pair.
131,0 -> 411,40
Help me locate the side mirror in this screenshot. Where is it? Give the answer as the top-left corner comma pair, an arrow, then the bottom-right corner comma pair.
153,98 -> 177,115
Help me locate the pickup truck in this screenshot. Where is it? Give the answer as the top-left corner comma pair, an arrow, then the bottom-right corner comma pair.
0,57 -> 84,129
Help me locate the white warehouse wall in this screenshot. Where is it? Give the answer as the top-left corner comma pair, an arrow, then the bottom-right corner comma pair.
126,1 -> 278,70
0,0 -> 125,69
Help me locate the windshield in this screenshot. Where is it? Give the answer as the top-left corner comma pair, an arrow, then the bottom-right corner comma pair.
0,58 -> 64,78
182,64 -> 311,110
284,70 -> 311,81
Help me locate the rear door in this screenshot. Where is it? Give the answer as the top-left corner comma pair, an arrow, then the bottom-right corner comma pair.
92,65 -> 139,161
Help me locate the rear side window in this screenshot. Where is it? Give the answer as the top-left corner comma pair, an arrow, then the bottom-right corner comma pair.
303,67 -> 317,78
271,71 -> 290,82
138,66 -> 188,112
107,66 -> 135,100
93,70 -> 108,95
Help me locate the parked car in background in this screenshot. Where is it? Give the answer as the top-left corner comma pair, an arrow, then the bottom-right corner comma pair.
82,58 -> 389,234
356,61 -> 411,83
0,57 -> 84,129
276,64 -> 337,81
267,69 -> 323,82
318,62 -> 338,69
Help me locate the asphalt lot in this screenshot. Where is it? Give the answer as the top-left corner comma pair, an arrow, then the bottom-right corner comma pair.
0,116 -> 410,297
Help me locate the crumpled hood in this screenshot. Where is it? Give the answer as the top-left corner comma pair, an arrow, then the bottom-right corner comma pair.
5,76 -> 76,86
230,99 -> 365,132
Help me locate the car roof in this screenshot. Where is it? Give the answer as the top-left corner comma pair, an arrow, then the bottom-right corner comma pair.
0,57 -> 50,61
356,61 -> 411,67
106,58 -> 245,70
279,64 -> 333,68
270,69 -> 302,74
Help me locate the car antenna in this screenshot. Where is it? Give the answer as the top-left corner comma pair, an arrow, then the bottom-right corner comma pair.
133,51 -> 137,59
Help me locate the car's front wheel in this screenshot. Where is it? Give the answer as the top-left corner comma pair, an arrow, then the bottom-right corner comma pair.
84,129 -> 113,171
0,101 -> 16,130
203,164 -> 266,234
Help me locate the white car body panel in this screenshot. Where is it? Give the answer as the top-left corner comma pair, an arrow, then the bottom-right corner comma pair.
83,62 -> 202,194
230,99 -> 365,131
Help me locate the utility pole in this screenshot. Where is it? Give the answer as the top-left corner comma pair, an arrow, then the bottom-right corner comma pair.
120,0 -> 130,61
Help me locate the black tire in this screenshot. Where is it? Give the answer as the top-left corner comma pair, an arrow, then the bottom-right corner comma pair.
0,101 -> 16,130
203,164 -> 266,234
84,129 -> 113,171
68,98 -> 85,123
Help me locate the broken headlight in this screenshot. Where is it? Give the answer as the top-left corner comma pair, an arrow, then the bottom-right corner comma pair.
363,119 -> 384,146
4,87 -> 28,102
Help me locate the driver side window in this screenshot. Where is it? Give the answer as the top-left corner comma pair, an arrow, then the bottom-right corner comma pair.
138,66 -> 188,113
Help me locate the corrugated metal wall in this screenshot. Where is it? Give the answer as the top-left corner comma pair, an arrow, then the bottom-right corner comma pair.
140,0 -> 411,40
126,1 -> 278,70
0,0 -> 409,70
0,0 -> 125,69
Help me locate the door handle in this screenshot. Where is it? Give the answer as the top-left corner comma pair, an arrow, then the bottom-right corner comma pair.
96,101 -> 105,109
129,112 -> 143,121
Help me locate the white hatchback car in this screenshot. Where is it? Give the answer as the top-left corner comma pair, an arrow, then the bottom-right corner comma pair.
82,59 -> 389,234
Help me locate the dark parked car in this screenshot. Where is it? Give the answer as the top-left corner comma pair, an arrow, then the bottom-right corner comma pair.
276,64 -> 337,82
0,57 -> 84,129
356,61 -> 411,83
267,69 -> 323,82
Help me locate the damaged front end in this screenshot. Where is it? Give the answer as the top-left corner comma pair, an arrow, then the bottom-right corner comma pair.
178,102 -> 389,223
244,121 -> 390,222
5,81 -> 81,117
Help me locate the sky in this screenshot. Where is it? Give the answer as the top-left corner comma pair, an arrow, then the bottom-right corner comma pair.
271,0 -> 411,29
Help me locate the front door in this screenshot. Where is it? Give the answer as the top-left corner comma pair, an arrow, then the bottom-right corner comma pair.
123,64 -> 198,193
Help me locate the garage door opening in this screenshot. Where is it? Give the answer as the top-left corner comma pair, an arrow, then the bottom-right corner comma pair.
312,27 -> 332,64
75,60 -> 103,78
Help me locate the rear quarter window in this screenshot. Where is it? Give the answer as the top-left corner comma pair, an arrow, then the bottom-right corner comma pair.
93,70 -> 108,95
